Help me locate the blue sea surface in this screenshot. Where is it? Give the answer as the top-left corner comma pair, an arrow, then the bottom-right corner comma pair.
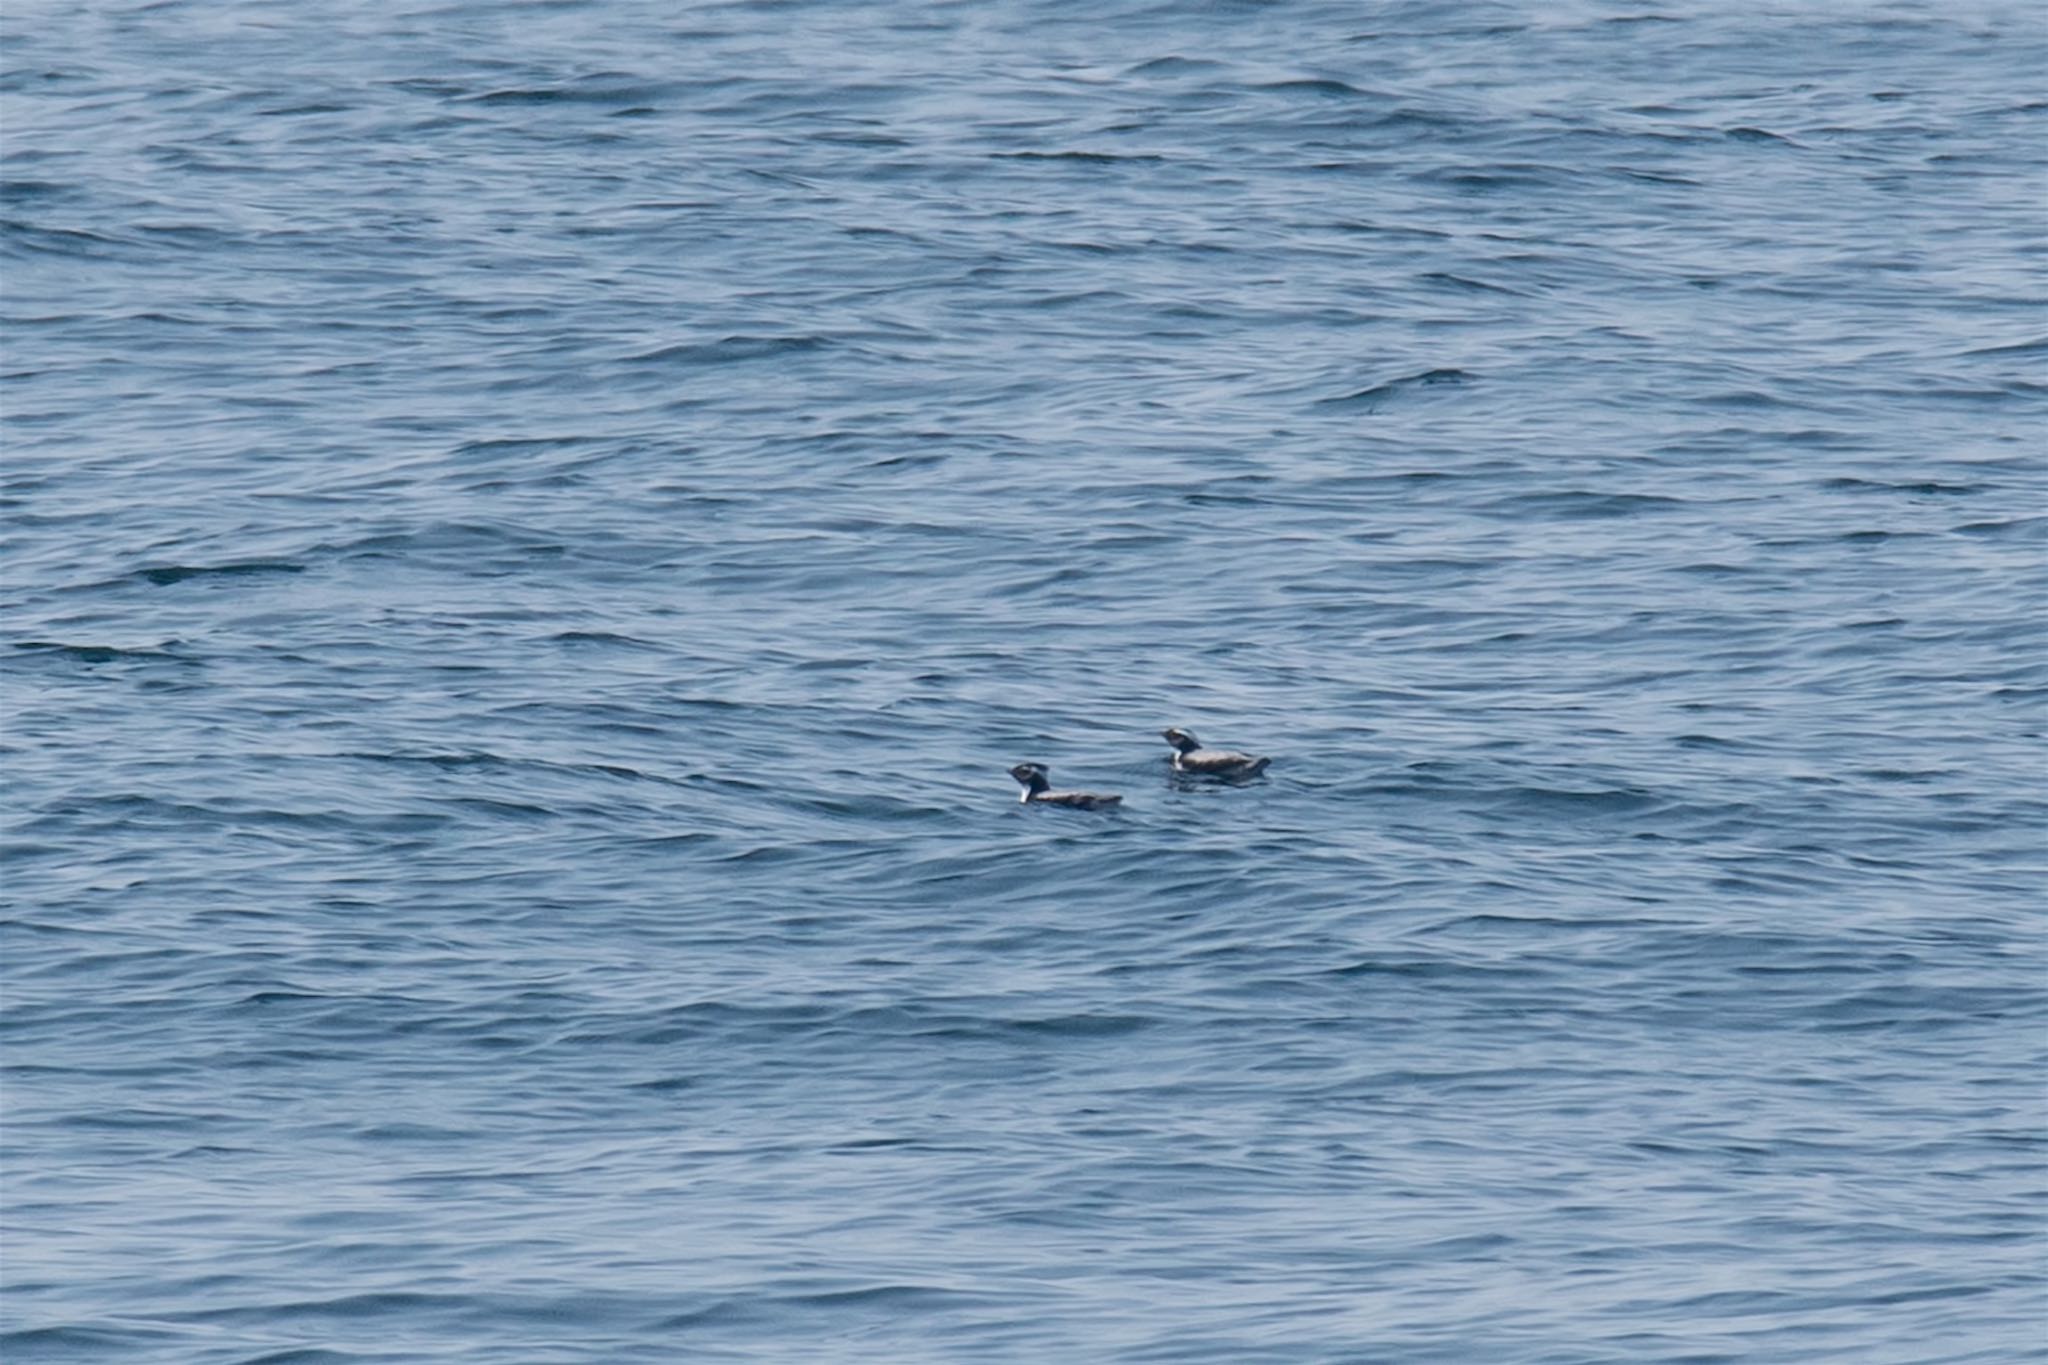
4,1 -> 2045,1361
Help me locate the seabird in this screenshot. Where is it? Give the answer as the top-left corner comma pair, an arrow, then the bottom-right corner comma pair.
1009,762 -> 1123,810
1161,727 -> 1271,777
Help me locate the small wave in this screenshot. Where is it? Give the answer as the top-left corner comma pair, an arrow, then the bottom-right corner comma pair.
991,150 -> 1167,164
1953,517 -> 2043,537
342,750 -> 509,772
1672,733 -> 1762,751
784,792 -> 952,823
1961,336 -> 2048,358
434,796 -> 555,820
1253,78 -> 1376,99
1491,785 -> 1664,817
1696,388 -> 1803,410
621,334 -> 828,366
1409,164 -> 1570,191
1809,983 -> 2043,1032
11,640 -> 193,664
651,1282 -> 1002,1331
178,1291 -> 457,1326
0,179 -> 81,203
0,219 -> 129,260
256,102 -> 354,118
998,1011 -> 1155,1039
547,629 -> 662,649
1316,367 -> 1473,410
1822,477 -> 1983,496
1126,56 -> 1226,77
234,990 -> 328,1008
0,1325 -> 185,1355
1615,168 -> 1702,186
129,559 -> 304,587
462,75 -> 681,107
1505,490 -> 1688,519
447,434 -> 601,460
1418,271 -> 1529,296
331,521 -> 564,559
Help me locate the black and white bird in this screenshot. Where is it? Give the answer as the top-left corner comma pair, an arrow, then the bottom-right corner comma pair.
1161,727 -> 1271,777
1009,762 -> 1122,810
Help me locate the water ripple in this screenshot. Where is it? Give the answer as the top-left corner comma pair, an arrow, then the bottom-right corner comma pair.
3,1 -> 2043,1362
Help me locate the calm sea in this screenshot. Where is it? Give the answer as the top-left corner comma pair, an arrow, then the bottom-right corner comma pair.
4,2 -> 2045,1361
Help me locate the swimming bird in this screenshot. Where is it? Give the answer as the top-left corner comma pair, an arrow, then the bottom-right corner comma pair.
1161,727 -> 1271,777
1009,762 -> 1122,810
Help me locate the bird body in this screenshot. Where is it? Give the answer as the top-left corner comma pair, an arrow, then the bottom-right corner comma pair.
1009,762 -> 1122,810
1161,727 -> 1271,777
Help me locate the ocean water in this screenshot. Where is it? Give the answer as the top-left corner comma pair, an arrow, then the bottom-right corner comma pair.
3,1 -> 2045,1360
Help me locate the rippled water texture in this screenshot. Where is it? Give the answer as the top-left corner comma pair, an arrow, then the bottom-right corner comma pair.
4,1 -> 2045,1361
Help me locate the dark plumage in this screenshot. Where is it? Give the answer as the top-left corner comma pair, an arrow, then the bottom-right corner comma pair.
1009,762 -> 1122,810
1162,727 -> 1271,777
